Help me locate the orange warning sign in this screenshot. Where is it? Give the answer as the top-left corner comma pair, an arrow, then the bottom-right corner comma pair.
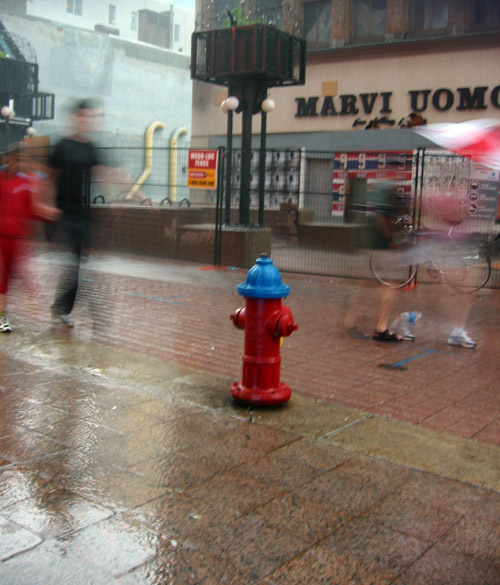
187,149 -> 218,190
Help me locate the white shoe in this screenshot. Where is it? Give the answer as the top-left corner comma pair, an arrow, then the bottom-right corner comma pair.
0,314 -> 12,333
448,329 -> 476,349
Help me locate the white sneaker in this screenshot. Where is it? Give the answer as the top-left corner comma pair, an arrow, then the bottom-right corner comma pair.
448,329 -> 476,349
0,314 -> 12,333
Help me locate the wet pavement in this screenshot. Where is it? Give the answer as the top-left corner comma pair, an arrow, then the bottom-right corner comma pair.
0,241 -> 499,584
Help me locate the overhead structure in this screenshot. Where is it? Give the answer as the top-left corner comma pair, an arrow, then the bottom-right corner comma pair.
191,23 -> 306,225
0,19 -> 55,145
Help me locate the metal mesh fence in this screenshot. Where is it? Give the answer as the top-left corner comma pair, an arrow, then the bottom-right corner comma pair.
85,146 -> 499,287
93,146 -> 191,205
227,148 -> 302,209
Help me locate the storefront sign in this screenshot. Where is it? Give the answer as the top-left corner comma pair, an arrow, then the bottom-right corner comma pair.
187,149 -> 218,190
296,85 -> 500,121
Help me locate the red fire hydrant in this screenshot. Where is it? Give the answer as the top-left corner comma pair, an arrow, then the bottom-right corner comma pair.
230,254 -> 298,407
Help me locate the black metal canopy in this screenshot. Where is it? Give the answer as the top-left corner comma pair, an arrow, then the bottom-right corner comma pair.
191,24 -> 305,88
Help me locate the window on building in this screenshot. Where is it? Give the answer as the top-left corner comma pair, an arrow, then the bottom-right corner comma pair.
174,24 -> 180,43
353,0 -> 386,38
159,13 -> 170,28
138,9 -> 172,49
303,0 -> 331,45
66,0 -> 83,16
109,5 -> 116,26
413,0 -> 448,31
472,0 -> 500,26
131,11 -> 137,31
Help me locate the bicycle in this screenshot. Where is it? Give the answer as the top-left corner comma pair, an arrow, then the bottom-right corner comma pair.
370,221 -> 492,293
479,231 -> 500,265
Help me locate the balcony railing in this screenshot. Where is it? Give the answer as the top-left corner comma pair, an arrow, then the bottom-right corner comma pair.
0,57 -> 38,96
16,92 -> 55,121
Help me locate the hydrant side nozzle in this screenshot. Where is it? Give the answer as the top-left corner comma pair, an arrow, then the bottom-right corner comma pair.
275,313 -> 298,337
231,307 -> 245,329
266,308 -> 298,338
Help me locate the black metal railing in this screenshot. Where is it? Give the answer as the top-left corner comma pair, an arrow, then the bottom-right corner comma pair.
0,57 -> 38,96
18,91 -> 55,120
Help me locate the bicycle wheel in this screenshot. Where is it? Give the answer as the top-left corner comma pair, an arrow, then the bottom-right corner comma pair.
443,244 -> 491,293
370,248 -> 418,288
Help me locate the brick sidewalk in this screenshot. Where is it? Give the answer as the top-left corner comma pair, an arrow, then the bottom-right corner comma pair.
0,242 -> 499,583
11,242 -> 499,446
0,311 -> 498,583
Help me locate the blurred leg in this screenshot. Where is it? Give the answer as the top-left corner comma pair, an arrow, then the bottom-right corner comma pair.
375,285 -> 399,333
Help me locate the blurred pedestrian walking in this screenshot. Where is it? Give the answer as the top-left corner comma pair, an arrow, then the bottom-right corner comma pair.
50,99 -> 101,328
0,143 -> 59,332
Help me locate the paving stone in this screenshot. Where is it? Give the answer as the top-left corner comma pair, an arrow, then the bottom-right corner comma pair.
0,516 -> 41,561
128,547 -> 248,585
318,517 -> 431,580
0,485 -> 112,539
363,493 -> 463,542
265,546 -> 392,585
391,546 -> 500,585
437,515 -> 500,563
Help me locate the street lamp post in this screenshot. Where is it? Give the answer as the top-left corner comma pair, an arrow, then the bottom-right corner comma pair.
239,80 -> 255,226
222,95 -> 239,224
259,97 -> 275,226
221,84 -> 276,227
1,105 -> 14,146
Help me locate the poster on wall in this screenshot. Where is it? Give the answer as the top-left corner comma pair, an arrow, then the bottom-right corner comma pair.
332,151 -> 414,217
465,163 -> 500,221
229,149 -> 302,209
420,150 -> 500,224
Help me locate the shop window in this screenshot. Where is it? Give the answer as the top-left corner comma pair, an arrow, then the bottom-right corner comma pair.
353,0 -> 386,39
413,0 -> 448,31
109,4 -> 116,26
66,0 -> 83,16
303,0 -> 331,45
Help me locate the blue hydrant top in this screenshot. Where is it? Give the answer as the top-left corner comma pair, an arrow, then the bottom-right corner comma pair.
237,254 -> 290,299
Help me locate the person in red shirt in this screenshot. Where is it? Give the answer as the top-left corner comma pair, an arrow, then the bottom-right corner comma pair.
0,144 -> 59,332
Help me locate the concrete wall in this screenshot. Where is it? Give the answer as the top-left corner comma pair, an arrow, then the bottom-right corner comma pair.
86,205 -> 275,267
73,204 -> 370,266
33,205 -> 302,266
0,12 -> 193,147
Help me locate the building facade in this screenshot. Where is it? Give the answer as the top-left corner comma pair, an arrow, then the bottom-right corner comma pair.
191,0 -> 500,148
12,0 -> 194,55
190,0 -> 500,221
